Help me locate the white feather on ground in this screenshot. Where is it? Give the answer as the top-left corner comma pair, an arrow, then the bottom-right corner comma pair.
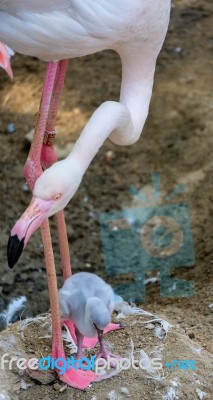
0,296 -> 27,331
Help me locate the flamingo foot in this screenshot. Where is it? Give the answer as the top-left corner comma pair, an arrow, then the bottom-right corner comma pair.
96,346 -> 124,368
52,342 -> 98,389
62,320 -> 124,371
63,320 -> 124,349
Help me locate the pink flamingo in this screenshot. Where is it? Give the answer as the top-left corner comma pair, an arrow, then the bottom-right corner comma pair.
0,0 -> 171,389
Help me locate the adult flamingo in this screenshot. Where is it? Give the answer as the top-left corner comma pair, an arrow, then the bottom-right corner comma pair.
0,0 -> 171,389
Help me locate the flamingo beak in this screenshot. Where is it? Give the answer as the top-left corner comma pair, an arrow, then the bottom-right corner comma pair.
0,42 -> 14,79
4,63 -> 13,79
7,196 -> 54,268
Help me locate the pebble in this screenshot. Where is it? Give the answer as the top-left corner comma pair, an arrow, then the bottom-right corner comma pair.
105,150 -> 115,164
145,323 -> 155,330
21,182 -> 30,192
88,210 -> 99,219
59,385 -> 67,393
174,47 -> 183,54
53,383 -> 61,391
120,387 -> 129,395
6,123 -> 16,134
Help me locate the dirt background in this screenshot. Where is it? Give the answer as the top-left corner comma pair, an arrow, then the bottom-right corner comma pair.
0,0 -> 212,398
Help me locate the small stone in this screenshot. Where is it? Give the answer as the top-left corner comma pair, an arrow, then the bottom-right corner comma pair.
145,323 -> 155,330
88,210 -> 99,219
27,367 -> 56,384
6,123 -> 16,134
21,182 -> 30,192
174,47 -> 182,54
105,150 -> 115,164
59,385 -> 67,393
53,383 -> 61,391
188,331 -> 195,339
120,387 -> 129,395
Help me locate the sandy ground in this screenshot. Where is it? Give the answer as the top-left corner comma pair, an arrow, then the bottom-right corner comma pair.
0,0 -> 212,398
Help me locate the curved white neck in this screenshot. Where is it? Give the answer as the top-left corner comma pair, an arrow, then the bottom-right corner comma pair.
67,49 -> 157,173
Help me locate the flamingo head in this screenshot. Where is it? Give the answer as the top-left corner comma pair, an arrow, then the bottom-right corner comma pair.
0,42 -> 14,79
7,158 -> 83,268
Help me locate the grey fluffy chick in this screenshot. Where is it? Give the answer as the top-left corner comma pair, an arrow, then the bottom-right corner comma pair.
59,272 -> 119,360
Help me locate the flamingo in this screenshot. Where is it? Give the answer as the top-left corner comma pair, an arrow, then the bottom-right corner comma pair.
59,272 -> 121,363
0,0 -> 171,389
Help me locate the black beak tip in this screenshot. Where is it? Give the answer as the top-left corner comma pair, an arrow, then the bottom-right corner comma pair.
7,234 -> 25,269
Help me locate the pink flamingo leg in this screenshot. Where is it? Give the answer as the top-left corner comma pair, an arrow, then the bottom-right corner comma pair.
40,60 -> 72,281
40,60 -> 67,169
64,319 -> 124,366
23,61 -> 59,188
24,61 -> 97,388
41,221 -> 97,388
75,328 -> 85,359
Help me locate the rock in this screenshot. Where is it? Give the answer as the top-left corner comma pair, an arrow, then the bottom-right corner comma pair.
145,323 -> 155,330
6,123 -> 16,134
59,385 -> 67,393
104,150 -> 115,164
21,182 -> 30,192
120,387 -> 129,395
53,383 -> 61,391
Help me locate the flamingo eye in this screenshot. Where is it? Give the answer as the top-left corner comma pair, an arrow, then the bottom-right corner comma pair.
54,194 -> 61,200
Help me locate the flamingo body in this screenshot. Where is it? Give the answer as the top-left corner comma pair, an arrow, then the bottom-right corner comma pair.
0,1 -> 170,60
2,0 -> 171,266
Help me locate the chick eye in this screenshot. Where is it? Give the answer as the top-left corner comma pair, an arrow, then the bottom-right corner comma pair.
54,194 -> 61,200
